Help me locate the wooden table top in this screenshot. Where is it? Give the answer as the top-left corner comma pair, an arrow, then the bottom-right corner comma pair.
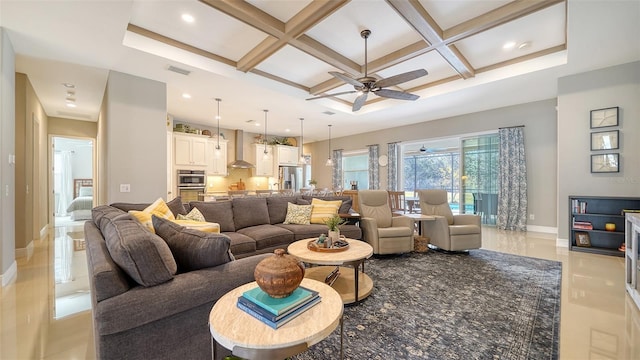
209,278 -> 343,353
288,238 -> 373,265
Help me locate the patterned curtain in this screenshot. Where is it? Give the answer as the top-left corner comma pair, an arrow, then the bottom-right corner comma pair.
387,143 -> 398,191
368,145 -> 379,189
331,149 -> 343,190
497,127 -> 528,231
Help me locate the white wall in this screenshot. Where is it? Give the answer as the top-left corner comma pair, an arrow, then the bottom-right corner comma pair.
309,98 -> 558,229
105,71 -> 167,203
557,61 -> 640,240
0,28 -> 16,284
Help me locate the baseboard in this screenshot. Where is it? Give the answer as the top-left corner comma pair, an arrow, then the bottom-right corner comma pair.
556,237 -> 568,248
39,225 -> 48,240
526,225 -> 557,234
15,240 -> 34,261
1,261 -> 18,287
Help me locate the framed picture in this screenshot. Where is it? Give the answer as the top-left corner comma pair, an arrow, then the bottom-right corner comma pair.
575,232 -> 591,247
590,107 -> 619,129
591,153 -> 619,173
591,130 -> 619,151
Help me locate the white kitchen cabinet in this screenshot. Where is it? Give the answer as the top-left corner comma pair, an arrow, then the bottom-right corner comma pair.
207,138 -> 228,176
253,144 -> 275,177
276,145 -> 299,165
174,133 -> 208,167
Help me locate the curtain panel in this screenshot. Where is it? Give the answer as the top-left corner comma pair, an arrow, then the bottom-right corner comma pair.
368,145 -> 379,189
332,149 -> 343,190
497,127 -> 528,231
387,143 -> 398,191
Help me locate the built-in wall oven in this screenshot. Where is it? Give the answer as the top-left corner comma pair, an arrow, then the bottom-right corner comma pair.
177,169 -> 206,203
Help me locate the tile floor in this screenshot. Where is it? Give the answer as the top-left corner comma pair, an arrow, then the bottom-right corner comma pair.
1,225 -> 639,359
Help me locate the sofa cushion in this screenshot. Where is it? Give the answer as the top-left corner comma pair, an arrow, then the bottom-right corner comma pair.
103,213 -> 177,287
310,198 -> 342,224
152,216 -> 233,272
236,224 -> 294,250
266,196 -> 299,224
190,201 -> 235,232
92,205 -> 126,230
283,203 -> 312,225
84,221 -> 131,301
302,195 -> 353,214
110,197 -> 187,217
232,197 -> 270,230
224,232 -> 257,257
128,198 -> 176,233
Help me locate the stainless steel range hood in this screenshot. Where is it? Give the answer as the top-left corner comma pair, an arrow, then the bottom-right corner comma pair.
229,130 -> 255,169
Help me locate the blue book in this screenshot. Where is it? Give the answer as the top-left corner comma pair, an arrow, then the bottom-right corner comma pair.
237,295 -> 322,329
237,293 -> 319,322
242,286 -> 317,316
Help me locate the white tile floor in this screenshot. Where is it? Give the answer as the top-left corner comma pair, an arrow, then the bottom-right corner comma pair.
1,225 -> 639,359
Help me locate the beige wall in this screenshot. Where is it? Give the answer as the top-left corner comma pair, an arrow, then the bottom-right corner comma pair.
557,61 -> 640,240
49,117 -> 97,138
14,73 -> 47,251
308,99 -> 558,229
1,28 -> 16,279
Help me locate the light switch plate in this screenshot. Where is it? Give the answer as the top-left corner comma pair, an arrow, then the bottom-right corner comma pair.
120,184 -> 131,193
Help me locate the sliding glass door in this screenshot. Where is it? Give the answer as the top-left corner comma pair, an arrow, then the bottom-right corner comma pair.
461,134 -> 499,224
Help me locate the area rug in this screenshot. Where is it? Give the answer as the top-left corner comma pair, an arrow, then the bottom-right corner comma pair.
293,249 -> 561,360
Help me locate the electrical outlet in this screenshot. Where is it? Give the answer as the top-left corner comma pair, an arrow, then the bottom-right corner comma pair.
529,214 -> 535,220
120,184 -> 131,193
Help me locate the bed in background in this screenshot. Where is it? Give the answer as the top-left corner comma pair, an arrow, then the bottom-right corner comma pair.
66,178 -> 93,220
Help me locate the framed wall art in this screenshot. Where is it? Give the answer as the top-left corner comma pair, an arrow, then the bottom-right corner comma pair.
591,130 -> 619,151
590,106 -> 619,129
575,232 -> 591,247
591,153 -> 619,173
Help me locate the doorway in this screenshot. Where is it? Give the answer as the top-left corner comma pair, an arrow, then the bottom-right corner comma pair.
52,136 -> 94,319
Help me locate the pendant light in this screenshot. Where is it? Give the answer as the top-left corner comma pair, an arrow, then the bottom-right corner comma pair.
263,110 -> 269,159
299,118 -> 307,164
214,98 -> 221,157
325,124 -> 334,167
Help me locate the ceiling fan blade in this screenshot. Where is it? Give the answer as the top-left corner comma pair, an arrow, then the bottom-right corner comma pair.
329,71 -> 364,87
352,92 -> 368,112
374,69 -> 428,88
306,90 -> 356,101
375,89 -> 420,101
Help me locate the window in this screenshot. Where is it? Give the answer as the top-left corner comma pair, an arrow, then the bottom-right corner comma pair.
342,152 -> 369,190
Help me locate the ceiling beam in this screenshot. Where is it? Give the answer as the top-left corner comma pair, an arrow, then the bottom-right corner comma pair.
385,0 -> 475,79
201,0 -> 348,72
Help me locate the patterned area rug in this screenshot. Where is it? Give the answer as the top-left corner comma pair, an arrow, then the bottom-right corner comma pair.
293,249 -> 561,360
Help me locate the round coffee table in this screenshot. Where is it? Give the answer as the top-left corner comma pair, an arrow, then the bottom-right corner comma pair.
209,278 -> 343,360
287,238 -> 374,305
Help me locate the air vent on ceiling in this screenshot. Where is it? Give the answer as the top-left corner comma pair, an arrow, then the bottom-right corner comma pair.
245,119 -> 255,123
167,65 -> 191,76
322,111 -> 335,115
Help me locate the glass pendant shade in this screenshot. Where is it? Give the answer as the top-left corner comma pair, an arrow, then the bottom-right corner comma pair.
215,98 -> 221,151
325,124 -> 333,167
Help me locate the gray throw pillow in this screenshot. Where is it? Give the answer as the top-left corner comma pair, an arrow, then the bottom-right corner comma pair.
152,216 -> 233,272
189,201 -> 236,232
103,214 -> 177,287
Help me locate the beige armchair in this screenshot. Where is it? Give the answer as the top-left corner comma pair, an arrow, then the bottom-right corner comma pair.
358,190 -> 414,254
417,189 -> 482,251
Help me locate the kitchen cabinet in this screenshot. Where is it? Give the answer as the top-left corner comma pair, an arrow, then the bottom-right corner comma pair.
207,138 -> 228,176
174,133 -> 207,167
253,144 -> 275,177
275,145 -> 299,166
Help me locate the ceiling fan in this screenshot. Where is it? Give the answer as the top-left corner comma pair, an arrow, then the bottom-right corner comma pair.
306,29 -> 428,112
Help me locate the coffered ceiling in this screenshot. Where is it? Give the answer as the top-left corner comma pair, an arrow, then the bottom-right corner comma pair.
1,1 -> 639,141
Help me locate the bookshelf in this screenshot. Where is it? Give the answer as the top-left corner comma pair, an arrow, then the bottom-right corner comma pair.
569,196 -> 640,257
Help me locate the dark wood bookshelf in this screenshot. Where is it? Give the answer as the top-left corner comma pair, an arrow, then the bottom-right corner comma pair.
569,196 -> 640,257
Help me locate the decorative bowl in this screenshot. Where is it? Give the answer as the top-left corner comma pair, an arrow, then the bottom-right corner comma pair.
254,249 -> 305,298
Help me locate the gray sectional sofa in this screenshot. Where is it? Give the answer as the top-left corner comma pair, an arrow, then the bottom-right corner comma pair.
85,195 -> 361,360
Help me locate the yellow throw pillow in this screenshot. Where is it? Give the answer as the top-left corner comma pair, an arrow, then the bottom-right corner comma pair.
172,220 -> 220,233
129,198 -> 176,233
310,198 -> 342,224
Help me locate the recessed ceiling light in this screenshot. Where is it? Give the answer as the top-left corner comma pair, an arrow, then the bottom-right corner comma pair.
66,103 -> 77,108
182,14 -> 194,23
518,41 -> 531,49
503,41 -> 516,50
254,123 -> 261,127
182,93 -> 191,99
65,98 -> 76,103
62,83 -> 75,88
66,91 -> 75,97
285,129 -> 291,132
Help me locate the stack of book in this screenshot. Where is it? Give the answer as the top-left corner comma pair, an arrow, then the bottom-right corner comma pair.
573,219 -> 593,230
237,286 -> 321,329
571,199 -> 588,213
